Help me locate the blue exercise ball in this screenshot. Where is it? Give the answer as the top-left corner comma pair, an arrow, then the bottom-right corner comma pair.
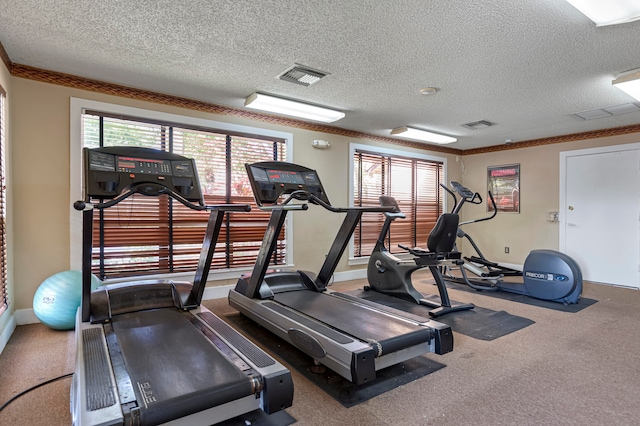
33,270 -> 102,330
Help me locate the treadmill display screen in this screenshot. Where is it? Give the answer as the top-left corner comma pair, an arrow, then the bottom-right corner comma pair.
267,170 -> 305,184
116,156 -> 173,175
88,151 -> 116,172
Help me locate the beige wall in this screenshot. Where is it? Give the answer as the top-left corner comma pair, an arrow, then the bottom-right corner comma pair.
9,77 -> 461,311
461,132 -> 640,265
0,60 -> 12,333
6,75 -> 640,314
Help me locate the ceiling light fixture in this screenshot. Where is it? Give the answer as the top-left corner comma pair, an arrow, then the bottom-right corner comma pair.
244,93 -> 345,123
565,0 -> 640,26
390,126 -> 457,144
612,69 -> 640,101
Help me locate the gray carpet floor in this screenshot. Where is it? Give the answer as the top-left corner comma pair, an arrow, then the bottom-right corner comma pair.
1,273 -> 639,425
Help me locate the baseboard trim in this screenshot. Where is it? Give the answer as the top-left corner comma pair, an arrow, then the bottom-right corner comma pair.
202,284 -> 235,300
15,308 -> 39,325
0,314 -> 17,355
332,269 -> 367,283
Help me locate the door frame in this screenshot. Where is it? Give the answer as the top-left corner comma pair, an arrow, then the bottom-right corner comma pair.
559,141 -> 640,263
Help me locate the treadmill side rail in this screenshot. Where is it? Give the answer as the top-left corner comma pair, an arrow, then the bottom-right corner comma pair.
72,306 -> 294,425
229,288 -> 444,386
72,310 -> 124,426
190,307 -> 294,414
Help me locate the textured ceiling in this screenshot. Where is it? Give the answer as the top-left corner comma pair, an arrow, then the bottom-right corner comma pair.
1,0 -> 640,150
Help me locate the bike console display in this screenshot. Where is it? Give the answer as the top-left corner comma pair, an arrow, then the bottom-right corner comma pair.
245,161 -> 330,206
83,146 -> 204,203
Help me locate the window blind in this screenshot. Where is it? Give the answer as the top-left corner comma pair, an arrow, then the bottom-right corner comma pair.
82,113 -> 286,279
0,85 -> 6,315
353,150 -> 443,257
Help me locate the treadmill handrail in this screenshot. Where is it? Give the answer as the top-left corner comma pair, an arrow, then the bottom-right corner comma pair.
76,181 -> 251,322
260,204 -> 309,211
74,182 -> 251,213
266,189 -> 396,214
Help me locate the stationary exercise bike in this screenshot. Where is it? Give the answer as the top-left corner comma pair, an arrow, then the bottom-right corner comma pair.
364,196 -> 475,318
442,181 -> 583,305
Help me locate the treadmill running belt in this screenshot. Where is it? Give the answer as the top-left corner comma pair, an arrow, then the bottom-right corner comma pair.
273,291 -> 434,354
111,308 -> 254,425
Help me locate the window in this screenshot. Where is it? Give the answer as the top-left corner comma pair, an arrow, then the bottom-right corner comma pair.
0,85 -> 6,315
352,147 -> 444,258
81,110 -> 288,280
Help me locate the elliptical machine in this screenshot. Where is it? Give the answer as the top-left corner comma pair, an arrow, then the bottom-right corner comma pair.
442,181 -> 583,305
364,196 -> 475,318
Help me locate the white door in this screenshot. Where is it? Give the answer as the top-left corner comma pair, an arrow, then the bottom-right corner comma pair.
562,149 -> 640,288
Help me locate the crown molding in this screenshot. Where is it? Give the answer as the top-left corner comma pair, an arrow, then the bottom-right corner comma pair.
0,41 -> 12,72
10,63 -> 463,155
463,124 -> 640,155
9,63 -> 640,156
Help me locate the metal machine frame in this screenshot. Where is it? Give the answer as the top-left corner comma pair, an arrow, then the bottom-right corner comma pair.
228,161 -> 453,385
364,196 -> 475,317
71,147 -> 293,425
442,181 -> 582,305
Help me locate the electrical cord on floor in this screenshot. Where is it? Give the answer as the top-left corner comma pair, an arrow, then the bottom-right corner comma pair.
0,372 -> 73,412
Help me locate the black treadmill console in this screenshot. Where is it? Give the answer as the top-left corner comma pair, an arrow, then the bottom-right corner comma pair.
450,181 -> 475,200
245,161 -> 330,207
83,146 -> 204,203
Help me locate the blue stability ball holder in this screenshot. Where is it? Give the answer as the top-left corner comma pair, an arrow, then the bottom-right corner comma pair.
33,270 -> 102,330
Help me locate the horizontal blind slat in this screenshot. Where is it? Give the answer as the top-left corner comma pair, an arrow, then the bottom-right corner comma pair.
354,148 -> 443,256
83,112 -> 287,279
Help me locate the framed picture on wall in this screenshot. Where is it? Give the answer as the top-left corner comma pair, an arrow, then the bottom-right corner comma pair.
487,164 -> 520,213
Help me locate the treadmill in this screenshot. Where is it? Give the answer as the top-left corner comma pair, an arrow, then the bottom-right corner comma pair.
228,161 -> 453,385
71,147 -> 293,425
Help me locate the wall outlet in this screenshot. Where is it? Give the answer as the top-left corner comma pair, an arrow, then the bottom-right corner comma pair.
505,247 -> 510,254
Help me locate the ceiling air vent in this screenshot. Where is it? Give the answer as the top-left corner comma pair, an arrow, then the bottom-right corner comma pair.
277,64 -> 328,87
573,103 -> 640,120
461,120 -> 496,130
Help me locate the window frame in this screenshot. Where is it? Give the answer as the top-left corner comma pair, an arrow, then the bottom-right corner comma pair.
70,98 -> 294,283
0,85 -> 6,315
348,142 -> 448,264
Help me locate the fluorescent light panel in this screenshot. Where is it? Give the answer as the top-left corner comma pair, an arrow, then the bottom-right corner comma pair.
613,69 -> 640,101
244,93 -> 345,123
566,0 -> 640,26
390,126 -> 457,144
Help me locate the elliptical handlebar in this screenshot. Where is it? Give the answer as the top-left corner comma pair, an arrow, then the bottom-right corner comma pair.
441,181 -> 498,225
459,193 -> 496,225
440,183 -> 457,211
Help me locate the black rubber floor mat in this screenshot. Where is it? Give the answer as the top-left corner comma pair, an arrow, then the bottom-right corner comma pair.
430,279 -> 598,312
345,289 -> 535,341
218,409 -> 296,426
225,312 -> 446,408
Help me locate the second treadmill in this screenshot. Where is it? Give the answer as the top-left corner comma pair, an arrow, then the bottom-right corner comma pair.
229,161 -> 453,385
